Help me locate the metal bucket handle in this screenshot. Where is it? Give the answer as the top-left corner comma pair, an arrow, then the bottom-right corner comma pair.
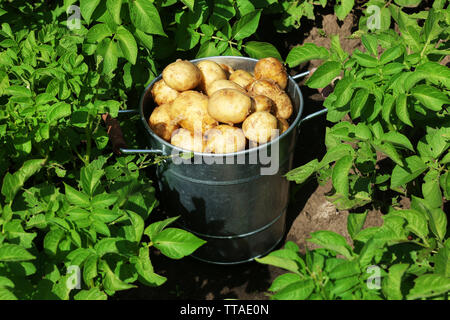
292,71 -> 328,125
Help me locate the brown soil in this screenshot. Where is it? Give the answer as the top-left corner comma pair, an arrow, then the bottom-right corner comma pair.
115,12 -> 386,301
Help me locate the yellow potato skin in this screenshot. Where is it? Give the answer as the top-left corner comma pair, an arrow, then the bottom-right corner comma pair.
251,95 -> 274,113
204,125 -> 246,154
242,111 -> 278,144
229,69 -> 254,90
206,79 -> 246,96
151,79 -> 180,106
149,103 -> 179,141
219,63 -> 235,78
208,89 -> 252,124
162,60 -> 201,91
277,118 -> 290,134
254,57 -> 288,90
248,80 -> 293,119
196,60 -> 227,93
171,91 -> 218,134
170,128 -> 205,153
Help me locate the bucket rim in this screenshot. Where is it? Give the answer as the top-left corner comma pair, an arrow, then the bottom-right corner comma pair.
139,55 -> 304,158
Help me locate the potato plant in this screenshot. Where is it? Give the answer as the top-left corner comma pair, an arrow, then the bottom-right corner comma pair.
257,1 -> 450,300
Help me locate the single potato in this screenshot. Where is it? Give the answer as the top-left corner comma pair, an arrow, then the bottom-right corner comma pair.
248,80 -> 293,119
206,79 -> 246,96
171,91 -> 218,134
242,111 -> 278,144
151,79 -> 180,106
204,125 -> 246,154
196,60 -> 227,93
162,59 -> 201,91
229,69 -> 254,89
254,57 -> 288,90
251,95 -> 274,113
149,103 -> 179,141
171,128 -> 204,153
277,118 -> 290,134
208,89 -> 252,124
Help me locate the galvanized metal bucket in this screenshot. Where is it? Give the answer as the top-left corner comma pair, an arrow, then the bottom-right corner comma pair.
118,56 -> 327,264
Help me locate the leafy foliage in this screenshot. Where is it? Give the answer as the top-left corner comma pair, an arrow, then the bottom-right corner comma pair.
262,1 -> 450,300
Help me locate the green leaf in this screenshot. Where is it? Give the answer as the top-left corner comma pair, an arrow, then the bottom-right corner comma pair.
99,259 -> 136,292
74,288 -> 107,300
0,276 -> 14,288
407,274 -> 450,300
106,0 -> 122,25
48,102 -> 71,124
83,255 -> 98,285
307,231 -> 353,259
129,0 -> 166,36
153,228 -> 206,259
80,165 -> 104,197
353,50 -> 378,67
379,45 -> 404,64
134,29 -> 153,50
306,61 -> 341,89
335,0 -> 354,21
244,41 -> 282,61
4,85 -> 32,97
381,131 -> 414,152
333,77 -> 354,108
411,85 -> 449,112
350,89 -> 369,119
347,211 -> 368,239
331,275 -> 360,296
329,260 -> 360,279
382,263 -> 409,300
80,0 -> 101,24
434,246 -> 450,277
332,155 -> 353,197
286,43 -> 329,68
232,10 -> 261,41
269,273 -> 303,292
319,144 -> 355,168
0,244 -> 35,262
255,249 -> 302,274
144,216 -> 179,241
422,170 -> 442,209
43,229 -> 65,255
415,61 -> 450,88
394,0 -> 421,7
426,208 -> 447,241
196,41 -> 220,58
391,209 -> 428,242
126,211 -> 145,242
99,38 -> 119,75
132,247 -> 166,287
64,183 -> 90,207
395,93 -> 412,127
271,279 -> 314,300
285,159 -> 319,184
358,237 -> 385,267
91,193 -> 118,208
390,156 -> 427,189
0,288 -> 17,300
181,0 -> 195,11
86,23 -> 113,43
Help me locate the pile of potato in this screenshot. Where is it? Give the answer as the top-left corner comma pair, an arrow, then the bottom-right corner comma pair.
149,57 -> 293,153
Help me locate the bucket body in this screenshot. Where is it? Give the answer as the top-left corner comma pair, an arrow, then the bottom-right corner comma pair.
139,57 -> 304,264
